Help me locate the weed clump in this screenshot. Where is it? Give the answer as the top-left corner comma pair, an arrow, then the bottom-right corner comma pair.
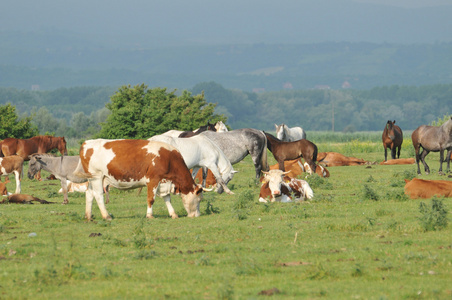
419,197 -> 448,231
362,184 -> 379,201
232,190 -> 254,220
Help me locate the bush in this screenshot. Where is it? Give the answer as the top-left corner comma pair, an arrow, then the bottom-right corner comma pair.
419,198 -> 448,231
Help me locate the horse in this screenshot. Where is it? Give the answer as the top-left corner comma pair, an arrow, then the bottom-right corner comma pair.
215,121 -> 228,132
28,154 -> 88,204
382,120 -> 403,161
0,135 -> 67,159
178,122 -> 217,138
1,135 -> 67,180
275,123 -> 306,141
201,128 -> 268,180
149,134 -> 236,194
264,132 -> 317,174
412,117 -> 452,175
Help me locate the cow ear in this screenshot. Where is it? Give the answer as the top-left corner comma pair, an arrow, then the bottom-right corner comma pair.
404,179 -> 409,183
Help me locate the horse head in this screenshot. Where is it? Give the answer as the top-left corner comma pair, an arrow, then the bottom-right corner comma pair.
27,154 -> 43,179
58,137 -> 68,155
275,123 -> 286,140
386,120 -> 397,140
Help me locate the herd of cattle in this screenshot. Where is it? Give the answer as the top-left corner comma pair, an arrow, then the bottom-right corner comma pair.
1,118 -> 452,218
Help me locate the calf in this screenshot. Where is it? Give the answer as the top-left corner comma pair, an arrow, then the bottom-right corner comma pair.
379,158 -> 415,165
0,155 -> 23,194
75,139 -> 203,220
58,181 -> 89,193
259,170 -> 313,203
404,178 -> 452,199
0,178 -> 11,196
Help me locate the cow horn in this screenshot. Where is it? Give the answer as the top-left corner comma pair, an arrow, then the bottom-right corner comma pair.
202,187 -> 214,192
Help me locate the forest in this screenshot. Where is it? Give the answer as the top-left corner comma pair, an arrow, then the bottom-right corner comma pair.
1,82 -> 451,138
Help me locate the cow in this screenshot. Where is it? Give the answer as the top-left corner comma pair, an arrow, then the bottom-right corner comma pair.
317,152 -> 372,167
404,178 -> 452,199
269,158 -> 329,178
58,181 -> 89,194
0,178 -> 11,196
0,155 -> 24,194
259,169 -> 313,203
379,158 -> 415,165
74,139 -> 203,220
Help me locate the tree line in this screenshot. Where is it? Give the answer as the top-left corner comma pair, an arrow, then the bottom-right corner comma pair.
0,82 -> 451,140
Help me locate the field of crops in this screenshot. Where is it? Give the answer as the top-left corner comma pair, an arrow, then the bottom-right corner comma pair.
1,135 -> 451,299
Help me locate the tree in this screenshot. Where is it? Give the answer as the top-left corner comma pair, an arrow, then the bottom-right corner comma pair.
0,103 -> 39,139
98,84 -> 226,139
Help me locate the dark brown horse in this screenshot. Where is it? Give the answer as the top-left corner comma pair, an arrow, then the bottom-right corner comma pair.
412,117 -> 452,175
382,120 -> 403,161
264,132 -> 317,174
178,122 -> 216,138
0,136 -> 67,160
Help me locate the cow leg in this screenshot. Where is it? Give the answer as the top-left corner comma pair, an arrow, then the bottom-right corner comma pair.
87,179 -> 110,220
145,182 -> 159,218
13,170 -> 21,194
162,194 -> 178,219
60,179 -> 69,204
419,149 -> 430,174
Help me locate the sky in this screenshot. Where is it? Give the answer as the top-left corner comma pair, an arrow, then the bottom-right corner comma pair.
1,0 -> 452,46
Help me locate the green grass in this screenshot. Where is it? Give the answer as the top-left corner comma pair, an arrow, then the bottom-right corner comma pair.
0,142 -> 451,299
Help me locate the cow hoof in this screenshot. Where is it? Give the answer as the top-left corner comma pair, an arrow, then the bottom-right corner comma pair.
62,201 -> 69,205
171,214 -> 179,219
105,215 -> 113,221
146,214 -> 155,219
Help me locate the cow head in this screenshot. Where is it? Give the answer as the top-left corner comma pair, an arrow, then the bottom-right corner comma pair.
181,184 -> 203,217
262,170 -> 290,198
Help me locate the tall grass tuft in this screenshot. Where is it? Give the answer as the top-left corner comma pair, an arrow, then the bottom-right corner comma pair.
418,198 -> 448,231
362,184 -> 379,201
232,190 -> 254,220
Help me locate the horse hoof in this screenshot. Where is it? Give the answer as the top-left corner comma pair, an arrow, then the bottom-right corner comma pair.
171,214 -> 179,219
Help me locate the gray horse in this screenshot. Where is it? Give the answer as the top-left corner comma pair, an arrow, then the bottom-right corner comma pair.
28,154 -> 89,204
201,128 -> 268,180
411,117 -> 452,175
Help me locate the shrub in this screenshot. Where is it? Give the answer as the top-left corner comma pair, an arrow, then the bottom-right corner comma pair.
419,198 -> 448,231
362,184 -> 379,201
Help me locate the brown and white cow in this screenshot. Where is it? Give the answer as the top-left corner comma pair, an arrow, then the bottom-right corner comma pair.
259,169 -> 314,203
58,180 -> 89,194
0,178 -> 11,196
75,139 -> 203,220
269,158 -> 329,178
0,155 -> 23,194
404,178 -> 452,199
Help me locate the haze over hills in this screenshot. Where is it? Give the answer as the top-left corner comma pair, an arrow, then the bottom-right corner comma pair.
1,0 -> 452,91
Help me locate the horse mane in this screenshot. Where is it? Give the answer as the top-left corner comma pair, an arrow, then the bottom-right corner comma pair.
263,132 -> 281,151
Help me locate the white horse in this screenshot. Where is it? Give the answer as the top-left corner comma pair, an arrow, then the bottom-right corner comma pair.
214,121 -> 228,132
149,134 -> 236,195
275,123 -> 306,141
162,121 -> 228,138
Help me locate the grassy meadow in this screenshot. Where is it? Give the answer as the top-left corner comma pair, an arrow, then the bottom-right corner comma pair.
1,132 -> 451,299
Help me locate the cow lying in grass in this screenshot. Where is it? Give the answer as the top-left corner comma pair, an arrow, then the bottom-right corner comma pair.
317,152 -> 372,167
379,158 -> 415,165
404,178 -> 452,199
259,169 -> 313,203
269,158 -> 329,178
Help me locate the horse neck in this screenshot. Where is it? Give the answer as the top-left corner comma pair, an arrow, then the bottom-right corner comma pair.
217,151 -> 233,177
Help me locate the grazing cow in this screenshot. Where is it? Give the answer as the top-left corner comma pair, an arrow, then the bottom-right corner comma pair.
382,120 -> 403,161
193,169 -> 217,189
379,158 -> 415,165
269,159 -> 329,178
0,155 -> 24,194
317,152 -> 372,167
404,178 -> 452,199
259,170 -> 313,203
75,139 -> 203,220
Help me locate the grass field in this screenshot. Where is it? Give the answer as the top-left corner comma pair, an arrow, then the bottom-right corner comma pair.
1,136 -> 451,299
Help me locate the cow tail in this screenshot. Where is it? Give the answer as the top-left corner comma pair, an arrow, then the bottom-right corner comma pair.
0,141 -> 3,157
72,159 -> 93,180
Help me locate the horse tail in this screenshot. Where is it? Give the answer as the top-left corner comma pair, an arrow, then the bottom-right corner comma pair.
260,131 -> 269,171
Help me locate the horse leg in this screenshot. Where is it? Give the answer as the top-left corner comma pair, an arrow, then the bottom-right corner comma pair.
206,164 -> 233,195
60,179 -> 69,204
278,160 -> 286,171
446,149 -> 452,173
439,150 -> 445,175
397,145 -> 401,159
384,145 -> 388,161
414,145 -> 422,174
391,146 -> 396,160
419,149 -> 430,174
